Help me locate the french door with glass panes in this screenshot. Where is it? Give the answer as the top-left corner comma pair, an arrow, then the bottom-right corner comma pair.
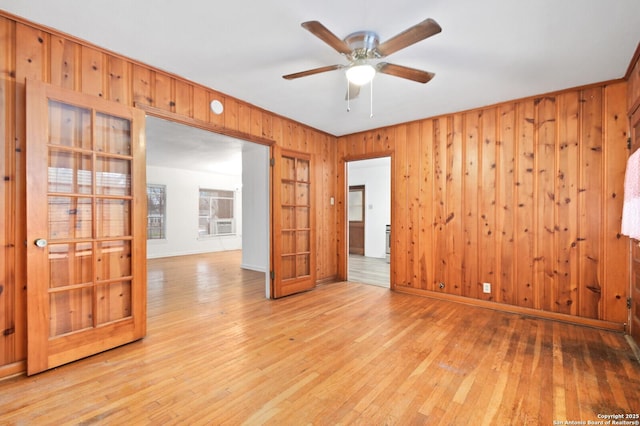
271,147 -> 316,298
630,110 -> 640,346
26,80 -> 147,375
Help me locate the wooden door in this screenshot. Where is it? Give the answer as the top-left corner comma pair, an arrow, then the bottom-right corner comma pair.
348,185 -> 365,255
632,243 -> 640,344
271,147 -> 315,298
630,111 -> 640,345
26,80 -> 147,375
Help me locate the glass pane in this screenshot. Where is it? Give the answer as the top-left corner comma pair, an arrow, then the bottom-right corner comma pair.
48,150 -> 92,194
214,198 -> 234,219
198,217 -> 211,236
282,231 -> 295,254
49,243 -> 93,288
282,255 -> 295,280
96,199 -> 131,237
349,190 -> 364,221
147,185 -> 166,215
48,100 -> 91,149
148,216 -> 165,239
95,113 -> 131,155
296,159 -> 310,182
199,195 -> 211,217
281,182 -> 295,205
147,184 -> 166,240
200,189 -> 233,198
282,206 -> 295,229
297,254 -> 310,277
296,183 -> 309,206
96,240 -> 131,281
96,281 -> 132,324
349,191 -> 363,206
50,288 -> 93,337
348,204 -> 364,222
297,231 -> 310,253
282,157 -> 296,180
296,207 -> 309,229
48,197 -> 92,239
96,156 -> 131,196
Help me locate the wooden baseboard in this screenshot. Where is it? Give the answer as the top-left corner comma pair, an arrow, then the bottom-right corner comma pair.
0,360 -> 26,381
395,286 -> 626,333
316,275 -> 339,286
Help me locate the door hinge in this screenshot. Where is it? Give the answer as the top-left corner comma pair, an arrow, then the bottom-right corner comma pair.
628,137 -> 632,150
270,270 -> 275,280
628,297 -> 632,309
270,158 -> 275,167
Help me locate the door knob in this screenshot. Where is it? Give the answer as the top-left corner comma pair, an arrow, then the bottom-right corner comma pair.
34,238 -> 48,248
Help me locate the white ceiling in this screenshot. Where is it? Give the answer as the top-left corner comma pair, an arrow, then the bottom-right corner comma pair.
145,116 -> 246,174
2,0 -> 639,138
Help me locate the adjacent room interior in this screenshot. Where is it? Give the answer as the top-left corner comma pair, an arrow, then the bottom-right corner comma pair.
145,116 -> 271,292
347,157 -> 391,288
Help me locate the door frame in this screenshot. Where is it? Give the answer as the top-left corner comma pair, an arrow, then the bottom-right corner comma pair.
343,153 -> 394,288
137,106 -> 275,297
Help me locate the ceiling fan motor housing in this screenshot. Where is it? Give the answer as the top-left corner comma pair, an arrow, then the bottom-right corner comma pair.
344,31 -> 381,60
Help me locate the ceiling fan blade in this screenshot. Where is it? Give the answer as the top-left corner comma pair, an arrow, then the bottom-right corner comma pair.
376,18 -> 442,57
377,63 -> 435,83
345,81 -> 361,100
301,21 -> 352,55
282,64 -> 343,80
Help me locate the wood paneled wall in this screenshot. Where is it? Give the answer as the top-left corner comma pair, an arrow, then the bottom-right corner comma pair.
0,10 -> 634,376
338,82 -> 630,326
0,13 -> 338,373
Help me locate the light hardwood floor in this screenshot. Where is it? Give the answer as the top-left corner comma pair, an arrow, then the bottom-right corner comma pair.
348,254 -> 390,287
1,250 -> 639,424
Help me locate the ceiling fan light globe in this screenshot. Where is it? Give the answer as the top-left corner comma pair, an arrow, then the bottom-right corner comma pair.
346,64 -> 376,86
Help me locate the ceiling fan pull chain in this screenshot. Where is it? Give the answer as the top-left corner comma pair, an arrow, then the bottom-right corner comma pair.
347,79 -> 351,112
370,79 -> 374,118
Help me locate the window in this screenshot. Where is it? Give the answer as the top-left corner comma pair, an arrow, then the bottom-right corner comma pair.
199,189 -> 235,237
348,185 -> 365,222
147,184 -> 166,239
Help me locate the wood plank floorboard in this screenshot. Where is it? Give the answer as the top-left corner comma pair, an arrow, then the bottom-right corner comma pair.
348,254 -> 390,288
0,250 -> 638,424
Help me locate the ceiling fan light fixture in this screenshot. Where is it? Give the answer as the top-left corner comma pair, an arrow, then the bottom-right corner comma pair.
346,63 -> 376,86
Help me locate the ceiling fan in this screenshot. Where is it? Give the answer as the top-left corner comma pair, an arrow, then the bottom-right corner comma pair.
283,18 -> 442,99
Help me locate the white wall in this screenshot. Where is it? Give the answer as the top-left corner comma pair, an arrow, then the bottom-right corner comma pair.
146,165 -> 243,259
348,157 -> 391,258
241,144 -> 269,273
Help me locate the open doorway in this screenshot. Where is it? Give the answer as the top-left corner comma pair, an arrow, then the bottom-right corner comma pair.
347,157 -> 391,288
145,116 -> 270,295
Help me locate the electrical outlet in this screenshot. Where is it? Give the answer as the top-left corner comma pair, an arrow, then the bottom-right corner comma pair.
483,282 -> 491,294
